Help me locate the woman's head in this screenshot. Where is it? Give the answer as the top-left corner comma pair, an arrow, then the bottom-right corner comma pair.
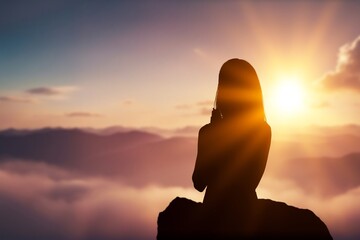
216,58 -> 265,121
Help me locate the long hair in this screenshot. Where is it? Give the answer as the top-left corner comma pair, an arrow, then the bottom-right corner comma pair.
215,58 -> 266,122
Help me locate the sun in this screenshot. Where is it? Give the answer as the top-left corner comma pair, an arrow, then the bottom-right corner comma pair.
272,76 -> 305,115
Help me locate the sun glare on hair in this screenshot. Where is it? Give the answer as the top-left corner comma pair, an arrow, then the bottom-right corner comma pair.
273,76 -> 305,115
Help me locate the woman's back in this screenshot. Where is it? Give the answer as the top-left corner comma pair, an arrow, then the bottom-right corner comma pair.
193,119 -> 271,209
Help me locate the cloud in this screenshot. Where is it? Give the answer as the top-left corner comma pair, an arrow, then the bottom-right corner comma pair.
196,100 -> 213,116
199,107 -> 211,116
196,100 -> 213,106
0,96 -> 35,103
320,36 -> 360,91
122,99 -> 134,105
0,159 -> 201,240
176,100 -> 213,117
176,100 -> 213,110
0,86 -> 77,105
193,48 -> 207,58
27,86 -> 77,95
273,152 -> 360,197
65,112 -> 102,118
0,158 -> 359,240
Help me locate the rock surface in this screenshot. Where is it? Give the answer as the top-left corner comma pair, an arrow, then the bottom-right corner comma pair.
157,197 -> 332,239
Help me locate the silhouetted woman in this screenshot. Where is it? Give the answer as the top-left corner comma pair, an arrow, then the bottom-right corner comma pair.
158,59 -> 332,239
192,59 -> 271,214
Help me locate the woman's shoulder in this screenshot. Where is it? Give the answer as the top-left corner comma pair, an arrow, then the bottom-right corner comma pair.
259,121 -> 271,135
198,123 -> 212,137
258,121 -> 272,142
198,123 -> 224,139
199,123 -> 211,132
264,121 -> 271,131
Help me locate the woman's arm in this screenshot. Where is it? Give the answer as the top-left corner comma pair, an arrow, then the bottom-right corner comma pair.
192,125 -> 209,192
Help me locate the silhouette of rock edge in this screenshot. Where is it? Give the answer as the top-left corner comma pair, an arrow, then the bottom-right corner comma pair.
157,197 -> 332,239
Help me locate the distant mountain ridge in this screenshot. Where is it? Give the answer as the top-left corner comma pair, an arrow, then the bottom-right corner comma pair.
0,128 -> 163,155
1,127 -> 360,194
0,125 -> 200,137
0,128 -> 197,187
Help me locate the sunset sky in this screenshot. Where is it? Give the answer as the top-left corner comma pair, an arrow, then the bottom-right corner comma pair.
1,0 -> 360,130
1,1 -> 360,240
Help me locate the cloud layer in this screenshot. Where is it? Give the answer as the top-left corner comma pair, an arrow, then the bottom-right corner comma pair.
0,158 -> 205,240
0,126 -> 360,239
0,96 -> 34,103
0,86 -> 78,106
65,112 -> 102,118
27,86 -> 77,96
321,36 -> 360,91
